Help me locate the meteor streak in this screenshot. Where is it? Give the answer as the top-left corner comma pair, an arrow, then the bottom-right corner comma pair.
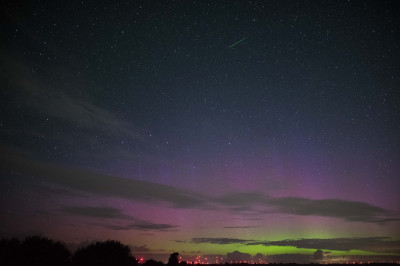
228,33 -> 254,48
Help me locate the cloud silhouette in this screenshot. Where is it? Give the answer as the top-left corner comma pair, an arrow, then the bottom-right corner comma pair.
58,205 -> 179,231
223,226 -> 259,229
126,221 -> 179,231
248,237 -> 400,253
101,221 -> 178,232
190,238 -> 251,244
61,206 -> 130,219
215,192 -> 267,207
0,148 -> 204,208
1,148 -> 398,224
268,197 -> 399,224
129,245 -> 152,253
186,237 -> 400,253
214,192 -> 398,223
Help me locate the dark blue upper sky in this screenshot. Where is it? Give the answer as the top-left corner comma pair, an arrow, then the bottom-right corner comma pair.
1,0 -> 399,261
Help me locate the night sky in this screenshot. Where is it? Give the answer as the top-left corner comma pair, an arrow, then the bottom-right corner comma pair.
1,0 -> 399,263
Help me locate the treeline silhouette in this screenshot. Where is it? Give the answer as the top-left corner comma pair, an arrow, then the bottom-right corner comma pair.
1,236 -> 398,266
0,235 -> 176,266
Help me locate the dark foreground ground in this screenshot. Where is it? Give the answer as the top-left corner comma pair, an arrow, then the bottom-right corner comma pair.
200,262 -> 400,266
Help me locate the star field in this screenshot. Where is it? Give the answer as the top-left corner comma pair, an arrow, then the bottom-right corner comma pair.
1,0 -> 399,263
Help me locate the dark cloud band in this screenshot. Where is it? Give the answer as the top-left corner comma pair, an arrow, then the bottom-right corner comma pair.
187,237 -> 400,253
214,192 -> 398,223
1,148 -> 398,224
249,237 -> 400,253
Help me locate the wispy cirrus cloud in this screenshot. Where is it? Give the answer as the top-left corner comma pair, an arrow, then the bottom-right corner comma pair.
0,52 -> 148,169
0,52 -> 144,141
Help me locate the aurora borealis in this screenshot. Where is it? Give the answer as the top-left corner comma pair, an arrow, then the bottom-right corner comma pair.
1,0 -> 399,263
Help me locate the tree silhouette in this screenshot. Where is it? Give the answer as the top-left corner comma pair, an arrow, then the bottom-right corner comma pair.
20,236 -> 71,266
73,240 -> 137,266
0,238 -> 21,266
313,249 -> 324,260
167,252 -> 179,265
